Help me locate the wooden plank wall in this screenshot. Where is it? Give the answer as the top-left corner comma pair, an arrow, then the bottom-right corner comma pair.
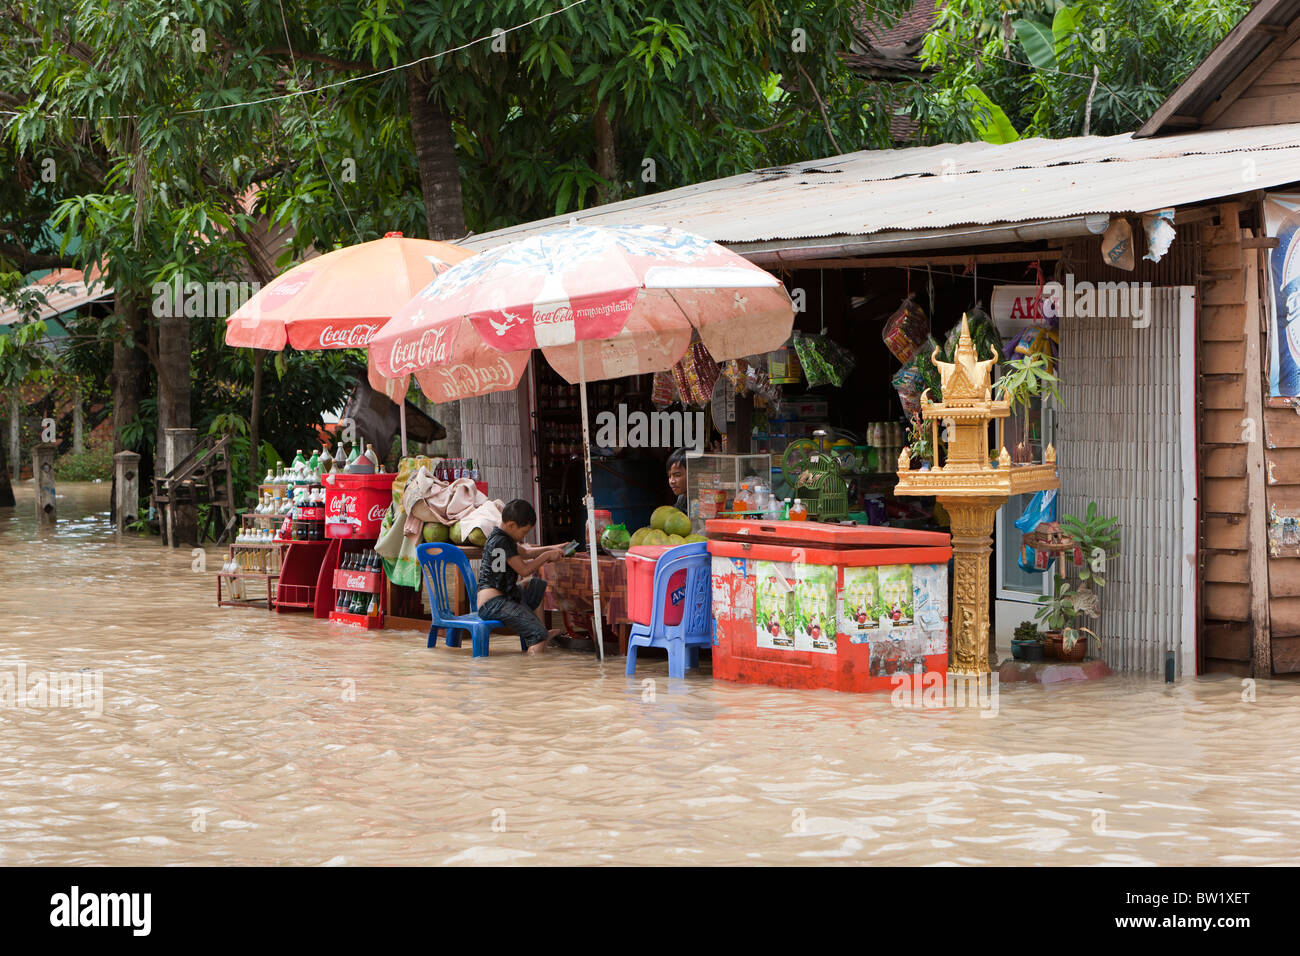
1198,204 -> 1274,676
1207,36 -> 1300,130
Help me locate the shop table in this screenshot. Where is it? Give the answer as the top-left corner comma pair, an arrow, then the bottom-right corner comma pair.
540,554 -> 631,655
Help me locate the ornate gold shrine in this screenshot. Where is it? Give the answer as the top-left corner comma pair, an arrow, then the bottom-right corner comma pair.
894,314 -> 1059,675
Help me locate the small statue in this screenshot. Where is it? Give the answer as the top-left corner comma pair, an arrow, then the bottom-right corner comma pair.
998,446 -> 1011,468
1045,443 -> 1057,464
898,445 -> 912,472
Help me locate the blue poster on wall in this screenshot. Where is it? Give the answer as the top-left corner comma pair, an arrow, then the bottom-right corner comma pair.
1264,192 -> 1300,398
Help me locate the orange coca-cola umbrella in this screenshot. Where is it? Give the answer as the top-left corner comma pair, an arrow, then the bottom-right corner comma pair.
224,231 -> 473,447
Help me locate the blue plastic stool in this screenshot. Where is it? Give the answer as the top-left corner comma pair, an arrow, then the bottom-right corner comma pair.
416,543 -> 503,657
626,542 -> 713,679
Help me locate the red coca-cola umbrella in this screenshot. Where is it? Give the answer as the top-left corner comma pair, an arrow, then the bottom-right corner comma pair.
224,231 -> 473,448
370,223 -> 795,659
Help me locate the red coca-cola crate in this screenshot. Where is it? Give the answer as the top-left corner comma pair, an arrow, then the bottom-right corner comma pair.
324,472 -> 396,538
328,608 -> 384,629
297,505 -> 325,521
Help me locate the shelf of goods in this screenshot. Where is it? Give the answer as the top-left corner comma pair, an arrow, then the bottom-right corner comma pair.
217,514 -> 288,609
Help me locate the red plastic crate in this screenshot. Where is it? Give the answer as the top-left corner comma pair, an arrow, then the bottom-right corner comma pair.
324,472 -> 396,538
328,609 -> 384,629
626,546 -> 687,627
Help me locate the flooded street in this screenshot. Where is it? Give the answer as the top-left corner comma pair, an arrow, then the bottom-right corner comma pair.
1,483 -> 1299,865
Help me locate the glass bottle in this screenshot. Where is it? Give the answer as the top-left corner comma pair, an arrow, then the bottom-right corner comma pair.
789,498 -> 808,521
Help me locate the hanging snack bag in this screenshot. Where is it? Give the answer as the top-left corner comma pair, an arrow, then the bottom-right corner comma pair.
768,342 -> 802,384
792,331 -> 858,388
651,370 -> 678,409
882,296 -> 930,363
672,340 -> 720,407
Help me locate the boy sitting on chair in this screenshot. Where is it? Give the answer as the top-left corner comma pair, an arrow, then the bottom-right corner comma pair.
479,499 -> 567,655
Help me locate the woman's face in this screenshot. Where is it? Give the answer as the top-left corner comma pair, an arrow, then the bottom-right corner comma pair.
668,462 -> 687,496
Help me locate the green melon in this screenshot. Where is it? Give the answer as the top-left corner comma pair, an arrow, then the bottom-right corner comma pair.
664,510 -> 692,538
667,534 -> 685,546
684,533 -> 707,543
652,505 -> 682,531
644,529 -> 669,546
630,527 -> 653,547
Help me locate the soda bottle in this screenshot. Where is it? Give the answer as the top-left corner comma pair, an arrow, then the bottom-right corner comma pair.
308,449 -> 321,479
789,498 -> 808,521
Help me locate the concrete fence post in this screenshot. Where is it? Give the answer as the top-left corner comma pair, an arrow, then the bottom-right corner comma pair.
114,450 -> 141,534
33,442 -> 56,526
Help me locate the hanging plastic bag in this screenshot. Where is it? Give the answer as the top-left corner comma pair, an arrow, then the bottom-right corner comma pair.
882,296 -> 930,363
651,370 -> 677,409
938,306 -> 1002,364
792,331 -> 857,388
1015,489 -> 1057,573
671,340 -> 720,407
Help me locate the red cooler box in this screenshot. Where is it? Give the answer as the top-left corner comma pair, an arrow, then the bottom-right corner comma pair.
706,519 -> 953,693
324,472 -> 396,538
626,546 -> 689,627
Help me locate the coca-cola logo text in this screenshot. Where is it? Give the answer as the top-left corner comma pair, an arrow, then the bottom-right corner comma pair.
429,357 -> 518,400
389,326 -> 451,373
319,324 -> 379,348
367,504 -> 386,522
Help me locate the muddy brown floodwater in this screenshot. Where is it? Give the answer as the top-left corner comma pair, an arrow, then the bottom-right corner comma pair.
2,482 -> 1300,865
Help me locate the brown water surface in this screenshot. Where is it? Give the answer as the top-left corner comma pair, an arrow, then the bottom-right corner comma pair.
1,482 -> 1298,865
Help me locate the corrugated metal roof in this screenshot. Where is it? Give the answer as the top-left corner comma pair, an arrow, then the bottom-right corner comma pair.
461,123 -> 1300,255
0,270 -> 112,327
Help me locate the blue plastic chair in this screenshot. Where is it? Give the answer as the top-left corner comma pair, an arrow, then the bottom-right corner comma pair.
416,542 -> 504,658
626,542 -> 713,679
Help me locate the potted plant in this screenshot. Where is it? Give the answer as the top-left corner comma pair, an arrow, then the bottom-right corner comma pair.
1034,579 -> 1098,661
994,351 -> 1060,463
1011,620 -> 1043,661
905,415 -> 933,468
1058,502 -> 1120,657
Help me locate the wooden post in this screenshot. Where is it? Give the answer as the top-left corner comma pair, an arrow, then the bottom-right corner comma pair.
1243,229 -> 1273,678
113,450 -> 141,534
33,442 -> 56,526
163,427 -> 198,548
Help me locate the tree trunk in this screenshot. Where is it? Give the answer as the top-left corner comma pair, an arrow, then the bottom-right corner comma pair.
108,298 -> 148,523
593,101 -> 619,205
249,349 -> 264,496
407,65 -> 466,240
154,309 -> 191,473
0,426 -> 13,506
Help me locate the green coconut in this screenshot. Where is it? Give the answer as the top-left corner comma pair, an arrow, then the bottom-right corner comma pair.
423,522 -> 450,543
449,521 -> 464,545
650,505 -> 677,531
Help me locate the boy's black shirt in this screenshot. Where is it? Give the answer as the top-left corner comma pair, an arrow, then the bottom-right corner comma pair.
479,527 -> 519,597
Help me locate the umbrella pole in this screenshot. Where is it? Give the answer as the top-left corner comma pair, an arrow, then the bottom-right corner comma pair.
577,341 -> 606,662
399,400 -> 407,458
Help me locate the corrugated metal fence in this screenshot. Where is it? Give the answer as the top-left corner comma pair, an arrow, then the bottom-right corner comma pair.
1058,287 -> 1194,676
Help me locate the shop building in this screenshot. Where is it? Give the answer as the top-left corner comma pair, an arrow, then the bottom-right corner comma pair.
456,0 -> 1300,678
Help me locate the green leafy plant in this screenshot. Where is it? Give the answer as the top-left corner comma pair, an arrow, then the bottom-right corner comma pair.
1034,579 -> 1099,653
1013,620 -> 1041,643
994,352 -> 1061,462
1060,502 -> 1121,587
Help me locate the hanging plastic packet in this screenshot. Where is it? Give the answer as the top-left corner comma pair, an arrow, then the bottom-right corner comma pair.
1142,208 -> 1176,263
792,331 -> 857,388
892,362 -> 928,418
939,306 -> 1002,364
651,370 -> 678,409
671,340 -> 720,407
882,296 -> 930,363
